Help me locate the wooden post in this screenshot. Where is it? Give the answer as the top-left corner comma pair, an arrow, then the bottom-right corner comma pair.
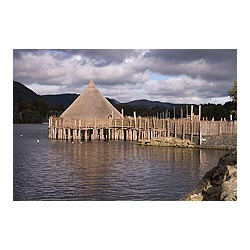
121,119 -> 124,140
174,121 -> 177,138
84,130 -> 88,141
198,105 -> 201,121
199,122 -> 202,145
173,107 -> 176,120
68,128 -> 71,140
153,117 -> 156,138
62,128 -> 65,139
139,116 -> 142,140
182,121 -> 185,140
109,128 -> 111,140
181,108 -> 183,119
186,105 -> 188,118
191,105 -> 194,121
121,108 -> 124,118
167,119 -> 170,137
219,121 -> 222,135
58,128 -> 61,139
191,120 -> 194,142
147,118 -> 150,140
100,128 -> 103,140
92,129 -> 95,140
133,111 -> 137,129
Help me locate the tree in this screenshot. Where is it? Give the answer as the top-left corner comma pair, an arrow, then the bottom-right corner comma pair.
228,81 -> 237,119
228,80 -> 237,103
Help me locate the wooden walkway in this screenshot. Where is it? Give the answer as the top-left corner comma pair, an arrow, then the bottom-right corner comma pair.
48,116 -> 237,144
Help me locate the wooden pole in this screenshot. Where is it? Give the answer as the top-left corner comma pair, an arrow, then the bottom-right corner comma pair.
133,111 -> 137,129
153,117 -> 156,138
182,121 -> 185,140
191,120 -> 194,142
147,118 -> 150,140
198,105 -> 201,121
121,118 -> 124,140
174,121 -> 177,138
139,116 -> 141,140
191,105 -> 194,121
167,119 -> 170,137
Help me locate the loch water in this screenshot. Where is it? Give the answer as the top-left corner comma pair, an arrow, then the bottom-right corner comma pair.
13,124 -> 228,201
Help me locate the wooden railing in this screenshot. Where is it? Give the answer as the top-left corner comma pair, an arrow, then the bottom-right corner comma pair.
49,116 -> 237,137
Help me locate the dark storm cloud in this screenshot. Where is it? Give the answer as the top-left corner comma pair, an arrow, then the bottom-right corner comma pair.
142,49 -> 237,82
13,49 -> 46,59
13,49 -> 237,103
146,49 -> 236,63
42,49 -> 141,66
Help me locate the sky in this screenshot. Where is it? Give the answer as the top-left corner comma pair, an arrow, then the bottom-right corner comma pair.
13,49 -> 237,104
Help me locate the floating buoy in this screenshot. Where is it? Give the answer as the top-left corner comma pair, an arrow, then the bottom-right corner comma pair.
20,134 -> 23,137
71,141 -> 74,144
37,139 -> 40,143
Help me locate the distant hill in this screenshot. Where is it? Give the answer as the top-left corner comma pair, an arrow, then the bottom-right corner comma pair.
13,81 -> 121,108
125,99 -> 185,109
13,81 -> 123,123
13,80 -> 236,123
13,80 -> 40,103
42,94 -> 79,107
106,98 -> 120,105
126,99 -> 199,109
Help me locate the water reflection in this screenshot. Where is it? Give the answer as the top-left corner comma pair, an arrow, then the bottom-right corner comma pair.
13,124 -> 228,201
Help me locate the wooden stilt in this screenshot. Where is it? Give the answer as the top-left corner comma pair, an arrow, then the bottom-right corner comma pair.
198,105 -> 201,121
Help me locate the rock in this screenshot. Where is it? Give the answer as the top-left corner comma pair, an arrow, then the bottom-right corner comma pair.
220,164 -> 237,201
138,137 -> 197,148
183,149 -> 237,201
186,193 -> 203,201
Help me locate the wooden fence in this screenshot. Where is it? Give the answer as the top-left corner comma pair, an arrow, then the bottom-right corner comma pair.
48,116 -> 237,144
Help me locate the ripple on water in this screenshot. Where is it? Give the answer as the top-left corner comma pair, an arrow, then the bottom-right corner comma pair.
13,124 -> 228,200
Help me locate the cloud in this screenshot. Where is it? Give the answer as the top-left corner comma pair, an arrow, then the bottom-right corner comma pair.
135,50 -> 236,82
13,49 -> 236,104
143,76 -> 230,103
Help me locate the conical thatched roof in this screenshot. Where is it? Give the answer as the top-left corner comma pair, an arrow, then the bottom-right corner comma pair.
60,80 -> 123,120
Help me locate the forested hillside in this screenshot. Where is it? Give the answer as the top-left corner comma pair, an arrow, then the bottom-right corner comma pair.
13,81 -> 237,123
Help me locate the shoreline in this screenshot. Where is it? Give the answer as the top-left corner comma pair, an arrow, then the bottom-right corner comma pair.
138,136 -> 236,150
183,149 -> 237,201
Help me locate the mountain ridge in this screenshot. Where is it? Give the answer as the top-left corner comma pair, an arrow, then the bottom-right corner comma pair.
13,80 -> 236,123
14,80 -> 193,108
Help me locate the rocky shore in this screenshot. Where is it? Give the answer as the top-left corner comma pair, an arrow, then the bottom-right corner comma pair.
138,135 -> 236,150
184,149 -> 237,201
138,137 -> 196,148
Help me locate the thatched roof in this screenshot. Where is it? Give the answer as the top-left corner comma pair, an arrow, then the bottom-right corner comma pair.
60,80 -> 123,120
